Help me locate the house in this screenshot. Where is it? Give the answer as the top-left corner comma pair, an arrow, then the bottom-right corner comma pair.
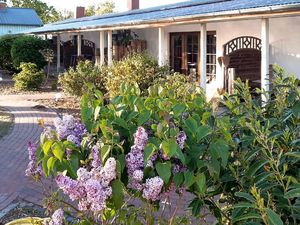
22,0 -> 300,99
0,0 -> 42,36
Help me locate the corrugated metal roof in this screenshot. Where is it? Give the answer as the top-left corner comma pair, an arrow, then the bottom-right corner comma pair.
0,8 -> 43,26
23,0 -> 300,34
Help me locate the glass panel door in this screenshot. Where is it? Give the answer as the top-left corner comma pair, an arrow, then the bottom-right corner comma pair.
170,34 -> 183,74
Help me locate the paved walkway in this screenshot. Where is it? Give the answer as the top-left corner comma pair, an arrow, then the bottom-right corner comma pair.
0,93 -> 57,211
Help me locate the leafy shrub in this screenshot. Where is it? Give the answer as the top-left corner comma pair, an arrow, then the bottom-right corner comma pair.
11,35 -> 49,69
14,63 -> 45,90
220,72 -> 300,224
0,35 -> 17,71
151,73 -> 199,101
105,52 -> 167,98
58,60 -> 105,97
24,66 -> 300,224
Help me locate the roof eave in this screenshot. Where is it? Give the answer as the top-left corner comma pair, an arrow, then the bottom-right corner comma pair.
24,3 -> 300,35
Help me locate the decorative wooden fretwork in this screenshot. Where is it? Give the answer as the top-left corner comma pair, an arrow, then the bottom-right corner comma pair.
223,36 -> 262,56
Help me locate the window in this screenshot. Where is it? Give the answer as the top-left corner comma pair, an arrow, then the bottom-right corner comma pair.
170,32 -> 216,84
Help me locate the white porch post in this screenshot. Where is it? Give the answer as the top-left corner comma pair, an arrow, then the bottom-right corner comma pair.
200,23 -> 207,91
158,27 -> 165,66
100,31 -> 105,65
57,34 -> 61,73
261,18 -> 270,102
77,33 -> 82,56
107,30 -> 113,66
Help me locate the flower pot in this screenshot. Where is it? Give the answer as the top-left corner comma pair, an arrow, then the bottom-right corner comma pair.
6,217 -> 45,225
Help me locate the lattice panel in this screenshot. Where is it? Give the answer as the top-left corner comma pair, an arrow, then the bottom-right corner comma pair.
223,36 -> 262,55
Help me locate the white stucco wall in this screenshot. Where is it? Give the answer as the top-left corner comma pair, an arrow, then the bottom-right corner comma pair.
133,16 -> 300,97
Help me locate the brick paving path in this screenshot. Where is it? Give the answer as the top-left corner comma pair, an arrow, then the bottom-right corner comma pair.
0,94 -> 57,211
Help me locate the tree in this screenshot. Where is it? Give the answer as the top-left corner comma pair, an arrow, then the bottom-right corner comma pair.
85,0 -> 115,17
10,0 -> 61,24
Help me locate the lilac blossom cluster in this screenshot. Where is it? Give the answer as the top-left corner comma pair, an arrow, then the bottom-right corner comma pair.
48,208 -> 64,225
52,115 -> 87,147
56,157 -> 116,213
126,127 -> 165,201
25,142 -> 42,178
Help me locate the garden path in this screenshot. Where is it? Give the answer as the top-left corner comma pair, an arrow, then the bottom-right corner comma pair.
0,93 -> 57,211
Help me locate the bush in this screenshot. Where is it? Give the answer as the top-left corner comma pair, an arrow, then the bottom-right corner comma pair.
105,52 -> 167,98
11,35 -> 49,70
24,66 -> 300,224
14,63 -> 45,90
59,60 -> 105,97
151,73 -> 199,101
0,35 -> 17,71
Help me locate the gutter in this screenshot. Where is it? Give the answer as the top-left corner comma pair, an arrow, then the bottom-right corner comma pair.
24,3 -> 300,34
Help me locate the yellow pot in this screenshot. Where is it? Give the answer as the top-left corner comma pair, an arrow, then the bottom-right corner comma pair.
5,217 -> 45,225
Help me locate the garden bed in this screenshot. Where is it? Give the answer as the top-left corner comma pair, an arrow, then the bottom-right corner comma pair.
32,97 -> 80,118
0,77 -> 58,96
0,107 -> 13,139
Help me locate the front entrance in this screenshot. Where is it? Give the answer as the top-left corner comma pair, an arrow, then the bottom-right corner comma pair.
223,36 -> 262,92
170,32 -> 216,84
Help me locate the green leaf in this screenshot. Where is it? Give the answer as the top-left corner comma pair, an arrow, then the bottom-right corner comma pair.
184,171 -> 195,188
292,101 -> 300,118
94,106 -> 101,121
52,143 -> 65,162
111,180 -> 124,209
265,208 -> 283,225
185,117 -> 198,134
209,139 -> 230,167
284,188 -> 300,199
233,202 -> 256,209
285,152 -> 300,159
232,213 -> 261,223
47,157 -> 57,172
101,146 -> 111,162
175,147 -> 186,164
196,126 -> 211,141
161,139 -> 178,158
113,118 -> 128,130
144,144 -> 156,164
138,110 -> 150,126
42,156 -> 50,177
42,140 -> 53,156
156,162 -> 171,184
173,104 -> 186,116
235,192 -> 255,203
195,173 -> 206,194
174,172 -> 184,187
246,159 -> 268,177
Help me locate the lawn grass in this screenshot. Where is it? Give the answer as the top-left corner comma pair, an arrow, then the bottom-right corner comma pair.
0,107 -> 13,139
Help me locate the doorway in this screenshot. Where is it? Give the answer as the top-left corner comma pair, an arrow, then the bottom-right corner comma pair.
170,32 -> 216,83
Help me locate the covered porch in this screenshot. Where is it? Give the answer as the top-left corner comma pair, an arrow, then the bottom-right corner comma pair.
24,0 -> 300,100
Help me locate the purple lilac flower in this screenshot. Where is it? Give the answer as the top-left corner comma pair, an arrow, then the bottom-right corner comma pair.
55,158 -> 116,214
56,174 -> 83,201
91,145 -> 101,168
65,148 -> 72,160
73,122 -> 87,139
142,176 -> 164,201
49,208 -> 64,225
62,115 -> 75,129
67,134 -> 80,146
25,142 -> 42,178
176,131 -> 187,150
134,127 -> 148,150
43,126 -> 54,139
125,146 -> 144,175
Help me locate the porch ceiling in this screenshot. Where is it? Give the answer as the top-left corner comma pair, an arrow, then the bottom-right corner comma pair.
20,0 -> 300,34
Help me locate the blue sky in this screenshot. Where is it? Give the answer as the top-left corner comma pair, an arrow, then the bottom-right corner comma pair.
45,0 -> 188,11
